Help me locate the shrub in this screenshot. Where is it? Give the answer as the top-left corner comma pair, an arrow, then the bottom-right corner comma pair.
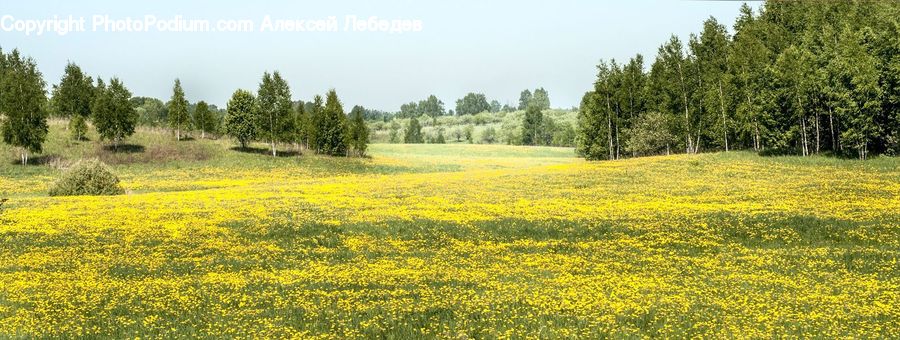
48,159 -> 125,196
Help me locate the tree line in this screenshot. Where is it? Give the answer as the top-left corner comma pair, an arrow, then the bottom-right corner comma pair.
222,73 -> 369,157
578,1 -> 900,160
385,87 -> 574,147
0,48 -> 370,164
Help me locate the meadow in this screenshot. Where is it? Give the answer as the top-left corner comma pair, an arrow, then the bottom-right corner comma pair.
0,123 -> 898,338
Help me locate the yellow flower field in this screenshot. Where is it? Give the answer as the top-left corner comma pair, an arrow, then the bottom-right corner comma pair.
0,144 -> 898,338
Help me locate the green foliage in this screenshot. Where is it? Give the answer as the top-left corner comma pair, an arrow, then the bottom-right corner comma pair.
435,128 -> 447,144
306,95 -> 324,150
626,111 -> 677,156
464,124 -> 474,143
132,97 -> 167,127
388,120 -> 401,143
294,103 -> 309,147
193,101 -> 217,139
481,126 -> 497,144
92,78 -> 137,148
455,93 -> 491,116
256,71 -> 295,156
224,89 -> 257,149
50,63 -> 94,138
576,92 -> 606,160
348,105 -> 369,156
578,1 -> 900,160
522,103 -> 543,145
532,88 -> 551,110
0,49 -> 48,165
48,159 -> 124,196
404,117 -> 424,143
399,95 -> 446,119
69,114 -> 87,141
518,89 -> 532,110
316,89 -> 349,156
490,100 -> 501,113
167,79 -> 190,140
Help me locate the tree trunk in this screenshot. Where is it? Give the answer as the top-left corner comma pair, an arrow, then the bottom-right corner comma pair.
201,131 -> 205,139
271,140 -> 277,157
176,129 -> 181,141
629,70 -> 636,158
798,96 -> 808,156
605,88 -> 614,160
677,62 -> 692,154
615,123 -> 620,160
815,110 -> 820,154
746,92 -> 759,151
719,81 -> 728,152
754,122 -> 761,151
800,117 -> 808,156
828,107 -> 836,152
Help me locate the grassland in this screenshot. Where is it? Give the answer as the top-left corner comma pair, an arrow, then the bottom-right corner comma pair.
0,122 -> 898,338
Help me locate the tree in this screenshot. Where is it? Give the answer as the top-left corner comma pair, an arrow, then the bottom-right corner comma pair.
435,128 -> 447,144
317,89 -> 349,156
728,3 -> 772,152
224,89 -> 256,149
659,36 -> 697,154
539,116 -> 557,146
0,49 -> 48,165
694,17 -> 732,151
293,102 -> 308,149
451,127 -> 463,142
388,120 -> 401,143
348,104 -> 369,156
167,79 -> 190,140
464,124 -> 475,143
518,89 -> 533,110
69,114 -> 87,141
576,91 -> 608,160
532,88 -> 551,110
256,71 -> 295,156
404,117 -> 424,143
93,78 -> 137,148
133,97 -> 167,126
833,26 -> 882,159
51,62 -> 94,140
481,127 -> 497,144
627,111 -> 677,156
572,1 -> 900,160
193,101 -> 217,139
307,95 -> 324,151
418,95 -> 445,117
399,101 -> 419,118
773,45 -> 815,155
522,102 -> 543,145
455,93 -> 491,115
490,100 -> 501,113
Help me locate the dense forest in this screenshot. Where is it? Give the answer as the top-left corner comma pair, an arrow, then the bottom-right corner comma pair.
578,1 -> 900,160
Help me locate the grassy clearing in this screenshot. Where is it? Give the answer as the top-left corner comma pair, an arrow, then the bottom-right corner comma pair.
0,122 -> 898,338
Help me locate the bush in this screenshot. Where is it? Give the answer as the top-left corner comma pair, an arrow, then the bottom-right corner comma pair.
49,159 -> 125,196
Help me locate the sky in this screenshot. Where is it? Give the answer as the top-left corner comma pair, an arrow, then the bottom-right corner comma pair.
0,0 -> 751,111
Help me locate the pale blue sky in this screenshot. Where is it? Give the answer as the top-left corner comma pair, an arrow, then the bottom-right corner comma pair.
0,0 -> 751,111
